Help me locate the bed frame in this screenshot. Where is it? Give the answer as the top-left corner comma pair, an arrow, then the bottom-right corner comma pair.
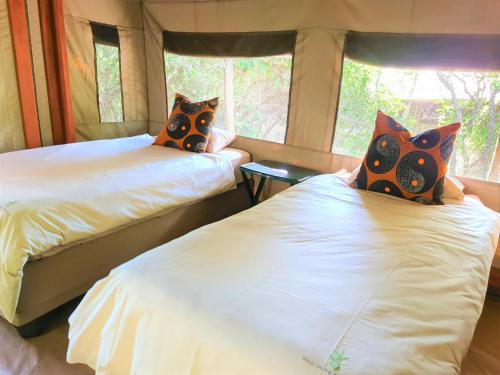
14,184 -> 250,335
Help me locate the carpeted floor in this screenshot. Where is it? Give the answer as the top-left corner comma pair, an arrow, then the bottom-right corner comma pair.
0,296 -> 499,374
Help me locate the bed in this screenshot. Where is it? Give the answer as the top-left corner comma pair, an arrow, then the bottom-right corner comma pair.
67,174 -> 500,374
0,134 -> 251,326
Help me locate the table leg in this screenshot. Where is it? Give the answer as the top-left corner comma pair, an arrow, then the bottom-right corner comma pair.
253,176 -> 267,205
241,171 -> 254,205
241,171 -> 267,206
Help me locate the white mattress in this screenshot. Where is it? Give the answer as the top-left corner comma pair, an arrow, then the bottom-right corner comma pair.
215,147 -> 251,184
24,146 -> 250,263
0,135 -> 241,323
67,174 -> 500,374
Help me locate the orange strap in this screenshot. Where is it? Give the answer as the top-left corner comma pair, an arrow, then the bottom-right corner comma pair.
6,0 -> 42,149
38,0 -> 76,144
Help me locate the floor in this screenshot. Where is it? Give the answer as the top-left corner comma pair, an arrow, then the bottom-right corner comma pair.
0,296 -> 499,374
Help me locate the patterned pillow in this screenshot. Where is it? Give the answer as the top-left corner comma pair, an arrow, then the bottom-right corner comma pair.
154,94 -> 219,153
351,111 -> 460,204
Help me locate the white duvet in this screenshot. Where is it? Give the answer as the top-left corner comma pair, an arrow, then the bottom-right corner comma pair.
0,135 -> 235,323
67,175 -> 500,375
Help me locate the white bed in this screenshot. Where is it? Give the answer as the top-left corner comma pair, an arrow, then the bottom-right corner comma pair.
67,174 -> 500,374
0,134 -> 249,324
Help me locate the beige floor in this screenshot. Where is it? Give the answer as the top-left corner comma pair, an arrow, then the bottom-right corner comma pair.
0,296 -> 498,374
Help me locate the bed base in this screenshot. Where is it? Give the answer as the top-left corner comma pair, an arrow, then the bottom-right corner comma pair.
14,184 -> 250,329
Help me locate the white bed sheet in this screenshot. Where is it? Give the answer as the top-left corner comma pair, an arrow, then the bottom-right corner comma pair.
67,174 -> 500,374
0,134 -> 237,323
26,147 -> 249,263
216,147 -> 251,184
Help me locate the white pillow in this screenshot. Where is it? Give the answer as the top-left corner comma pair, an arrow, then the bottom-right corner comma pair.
206,127 -> 236,153
346,165 -> 465,201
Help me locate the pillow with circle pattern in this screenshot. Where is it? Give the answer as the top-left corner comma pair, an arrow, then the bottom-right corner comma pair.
154,93 -> 219,153
351,110 -> 460,205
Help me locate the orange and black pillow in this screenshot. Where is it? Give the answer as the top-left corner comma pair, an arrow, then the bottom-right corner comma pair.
351,111 -> 460,205
154,94 -> 219,153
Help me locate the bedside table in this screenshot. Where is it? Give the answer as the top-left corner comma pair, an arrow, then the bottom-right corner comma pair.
239,160 -> 320,206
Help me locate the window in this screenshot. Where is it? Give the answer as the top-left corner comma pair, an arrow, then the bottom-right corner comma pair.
333,33 -> 500,182
91,23 -> 124,123
164,53 -> 292,143
162,31 -> 296,144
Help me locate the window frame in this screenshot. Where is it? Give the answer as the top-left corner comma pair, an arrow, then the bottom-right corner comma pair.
162,31 -> 297,144
331,57 -> 500,182
330,32 -> 500,182
90,22 -> 125,124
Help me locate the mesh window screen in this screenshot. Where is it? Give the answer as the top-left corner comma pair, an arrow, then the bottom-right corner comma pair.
333,32 -> 500,182
91,22 -> 124,123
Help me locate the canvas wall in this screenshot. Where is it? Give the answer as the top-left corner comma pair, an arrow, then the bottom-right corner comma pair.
61,0 -> 148,141
0,0 -> 498,211
143,0 -> 500,210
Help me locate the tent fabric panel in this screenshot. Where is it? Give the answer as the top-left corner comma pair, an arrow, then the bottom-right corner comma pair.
143,0 -> 500,35
345,32 -> 500,71
64,0 -> 143,29
286,29 -> 346,152
144,7 -> 167,135
75,120 -> 148,142
143,1 -> 410,33
65,16 -> 100,128
163,30 -> 297,57
64,4 -> 149,141
0,0 -> 25,153
410,0 -> 500,35
119,27 -> 148,123
26,0 -> 53,147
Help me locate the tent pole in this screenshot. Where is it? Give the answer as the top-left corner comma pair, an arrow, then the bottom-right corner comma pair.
6,0 -> 42,149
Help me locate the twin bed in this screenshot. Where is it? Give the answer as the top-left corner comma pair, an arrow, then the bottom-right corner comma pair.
66,174 -> 500,374
2,134 -> 499,374
0,134 -> 251,326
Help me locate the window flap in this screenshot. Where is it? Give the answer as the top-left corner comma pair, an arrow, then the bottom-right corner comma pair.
345,32 -> 500,71
163,31 -> 297,57
90,22 -> 119,47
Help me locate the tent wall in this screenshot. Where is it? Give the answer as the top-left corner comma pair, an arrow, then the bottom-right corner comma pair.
62,0 -> 148,141
143,0 -> 500,35
0,0 -> 25,153
143,7 -> 166,136
0,0 -> 498,211
143,0 -> 500,211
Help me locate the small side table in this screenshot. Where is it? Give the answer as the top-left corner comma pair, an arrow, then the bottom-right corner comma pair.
239,160 -> 320,206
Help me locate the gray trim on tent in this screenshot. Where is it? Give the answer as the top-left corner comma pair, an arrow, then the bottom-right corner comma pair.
345,32 -> 500,71
163,30 -> 297,57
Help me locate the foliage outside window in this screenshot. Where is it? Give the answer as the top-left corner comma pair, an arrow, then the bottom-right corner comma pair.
333,58 -> 500,182
164,52 -> 293,143
95,43 -> 124,123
